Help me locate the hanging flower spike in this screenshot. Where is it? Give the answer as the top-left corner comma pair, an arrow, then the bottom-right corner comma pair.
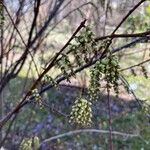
19,136 -> 40,150
32,89 -> 43,109
69,98 -> 92,126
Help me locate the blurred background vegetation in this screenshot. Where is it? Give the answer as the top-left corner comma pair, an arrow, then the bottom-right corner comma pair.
0,0 -> 150,149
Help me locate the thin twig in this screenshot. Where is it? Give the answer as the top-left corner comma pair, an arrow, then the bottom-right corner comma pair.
41,129 -> 139,145
121,58 -> 150,71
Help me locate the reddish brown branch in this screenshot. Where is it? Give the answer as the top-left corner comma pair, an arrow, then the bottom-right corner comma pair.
0,19 -> 86,130
107,87 -> 113,150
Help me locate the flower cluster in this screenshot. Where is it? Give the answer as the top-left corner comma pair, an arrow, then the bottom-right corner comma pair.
130,65 -> 149,79
141,65 -> 148,78
55,26 -> 111,85
19,136 -> 40,150
89,61 -> 103,101
89,49 -> 120,99
104,51 -> 120,95
69,98 -> 92,126
56,54 -> 73,82
56,26 -> 96,82
0,3 -> 4,28
32,89 -> 43,108
130,68 -> 137,76
70,26 -> 97,66
44,75 -> 58,87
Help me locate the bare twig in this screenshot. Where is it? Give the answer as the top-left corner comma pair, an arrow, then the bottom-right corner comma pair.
41,129 -> 139,145
95,31 -> 150,41
121,58 -> 150,71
